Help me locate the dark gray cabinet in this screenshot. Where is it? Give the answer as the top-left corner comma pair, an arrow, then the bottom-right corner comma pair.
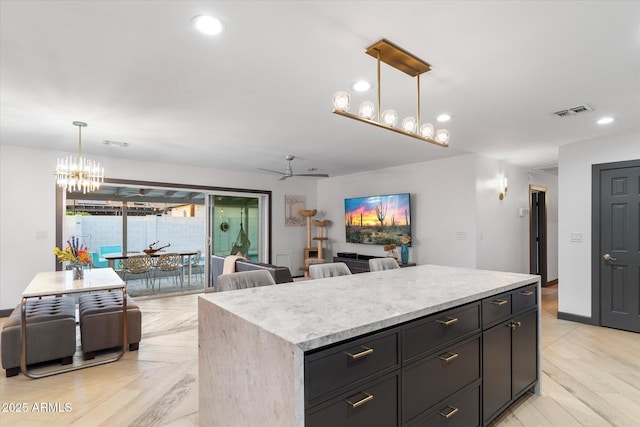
304,284 -> 538,427
482,284 -> 538,426
306,373 -> 400,427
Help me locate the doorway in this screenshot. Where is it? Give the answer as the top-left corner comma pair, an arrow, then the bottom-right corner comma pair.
592,159 -> 640,333
530,185 -> 548,287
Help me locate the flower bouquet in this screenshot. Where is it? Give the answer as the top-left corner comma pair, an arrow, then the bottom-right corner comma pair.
384,243 -> 398,260
53,236 -> 92,279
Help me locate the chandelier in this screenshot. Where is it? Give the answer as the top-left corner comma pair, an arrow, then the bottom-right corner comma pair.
332,39 -> 450,147
54,121 -> 104,193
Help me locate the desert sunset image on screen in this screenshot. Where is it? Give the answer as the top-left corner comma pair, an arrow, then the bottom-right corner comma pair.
344,193 -> 411,245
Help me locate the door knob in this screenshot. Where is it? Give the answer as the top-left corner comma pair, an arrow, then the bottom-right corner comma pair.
603,254 -> 617,262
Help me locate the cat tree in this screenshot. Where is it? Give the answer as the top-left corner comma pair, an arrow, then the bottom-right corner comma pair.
299,209 -> 332,277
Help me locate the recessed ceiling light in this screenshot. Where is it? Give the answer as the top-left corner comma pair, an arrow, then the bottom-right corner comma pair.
191,15 -> 224,35
351,81 -> 371,92
437,114 -> 451,122
596,117 -> 614,125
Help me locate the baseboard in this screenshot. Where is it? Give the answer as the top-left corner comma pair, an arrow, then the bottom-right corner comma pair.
547,279 -> 558,287
557,311 -> 596,325
0,308 -> 13,318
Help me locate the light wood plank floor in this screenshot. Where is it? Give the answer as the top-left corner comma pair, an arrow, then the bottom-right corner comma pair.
1,285 -> 638,426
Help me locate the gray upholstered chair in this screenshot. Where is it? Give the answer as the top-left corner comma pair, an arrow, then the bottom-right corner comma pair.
369,258 -> 400,271
217,270 -> 276,292
309,262 -> 352,279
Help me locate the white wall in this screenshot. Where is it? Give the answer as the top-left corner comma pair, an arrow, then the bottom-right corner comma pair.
317,153 -> 558,280
0,145 -> 316,310
475,156 -> 558,279
317,154 -> 478,267
558,131 -> 640,318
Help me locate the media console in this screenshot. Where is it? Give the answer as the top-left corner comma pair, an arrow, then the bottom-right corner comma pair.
334,253 -> 415,273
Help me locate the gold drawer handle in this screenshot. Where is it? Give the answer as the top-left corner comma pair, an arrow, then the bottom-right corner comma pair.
346,347 -> 373,360
509,321 -> 522,330
518,290 -> 534,296
437,352 -> 459,363
438,405 -> 459,419
346,392 -> 374,409
436,316 -> 459,326
489,299 -> 508,306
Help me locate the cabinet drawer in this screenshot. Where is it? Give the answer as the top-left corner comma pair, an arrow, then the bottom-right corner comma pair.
512,284 -> 537,314
406,382 -> 480,427
403,302 -> 480,362
306,373 -> 399,427
305,330 -> 399,404
482,291 -> 512,328
402,336 -> 480,423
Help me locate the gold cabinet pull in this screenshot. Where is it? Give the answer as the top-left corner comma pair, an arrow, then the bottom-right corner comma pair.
438,405 -> 459,419
436,316 -> 459,326
346,392 -> 374,408
437,352 -> 459,363
346,346 -> 373,360
518,290 -> 534,296
489,299 -> 508,306
509,321 -> 522,330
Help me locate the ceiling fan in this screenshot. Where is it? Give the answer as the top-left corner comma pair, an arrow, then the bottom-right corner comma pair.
125,189 -> 150,197
259,155 -> 329,180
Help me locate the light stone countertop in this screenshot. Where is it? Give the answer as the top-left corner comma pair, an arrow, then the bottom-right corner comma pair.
23,268 -> 125,298
200,264 -> 540,351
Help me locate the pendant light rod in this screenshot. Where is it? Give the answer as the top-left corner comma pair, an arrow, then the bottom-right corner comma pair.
377,49 -> 381,123
73,121 -> 87,158
417,73 -> 421,128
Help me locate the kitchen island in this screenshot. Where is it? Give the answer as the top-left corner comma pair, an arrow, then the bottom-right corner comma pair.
199,264 -> 540,426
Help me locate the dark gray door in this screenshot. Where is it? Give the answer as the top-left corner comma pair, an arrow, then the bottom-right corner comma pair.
599,164 -> 640,333
530,188 -> 547,287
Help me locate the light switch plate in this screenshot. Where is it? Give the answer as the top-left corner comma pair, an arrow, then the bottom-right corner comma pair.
570,233 -> 583,243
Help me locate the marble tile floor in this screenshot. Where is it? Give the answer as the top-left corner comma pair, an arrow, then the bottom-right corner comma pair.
1,285 -> 639,426
121,271 -> 205,298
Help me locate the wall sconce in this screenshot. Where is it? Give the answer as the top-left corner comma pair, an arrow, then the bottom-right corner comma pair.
499,176 -> 508,200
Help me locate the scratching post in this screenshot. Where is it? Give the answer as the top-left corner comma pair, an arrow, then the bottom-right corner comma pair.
300,209 -> 318,277
312,219 -> 331,261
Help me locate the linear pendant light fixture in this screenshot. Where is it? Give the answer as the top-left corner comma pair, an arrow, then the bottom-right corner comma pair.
54,121 -> 104,194
332,39 -> 450,147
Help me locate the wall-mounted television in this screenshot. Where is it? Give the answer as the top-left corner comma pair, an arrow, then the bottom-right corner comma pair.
344,193 -> 411,246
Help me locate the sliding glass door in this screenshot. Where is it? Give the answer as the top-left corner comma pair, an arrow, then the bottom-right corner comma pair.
59,180 -> 271,295
205,192 -> 270,290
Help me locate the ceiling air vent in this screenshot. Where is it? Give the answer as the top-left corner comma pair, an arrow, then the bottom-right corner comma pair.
552,104 -> 593,118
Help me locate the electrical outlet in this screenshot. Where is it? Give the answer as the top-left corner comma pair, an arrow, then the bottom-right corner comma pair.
36,230 -> 48,240
570,233 -> 583,243
456,232 -> 467,241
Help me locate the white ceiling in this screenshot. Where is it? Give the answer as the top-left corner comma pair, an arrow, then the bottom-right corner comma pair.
1,1 -> 639,178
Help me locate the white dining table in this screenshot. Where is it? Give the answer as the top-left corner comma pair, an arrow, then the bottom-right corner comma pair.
21,268 -> 127,379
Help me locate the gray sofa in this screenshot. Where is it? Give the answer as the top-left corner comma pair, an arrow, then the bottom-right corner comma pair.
212,255 -> 293,291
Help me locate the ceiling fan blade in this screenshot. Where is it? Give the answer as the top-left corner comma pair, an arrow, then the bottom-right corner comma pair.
293,173 -> 330,178
279,175 -> 291,181
257,168 -> 286,175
